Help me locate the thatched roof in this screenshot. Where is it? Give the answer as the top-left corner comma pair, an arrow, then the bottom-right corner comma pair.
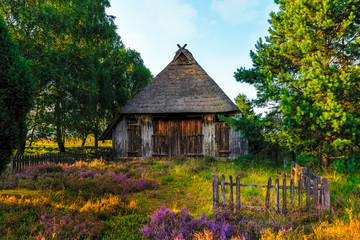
99,45 -> 239,140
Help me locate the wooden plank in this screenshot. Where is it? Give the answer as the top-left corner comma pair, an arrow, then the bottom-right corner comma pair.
314,178 -> 319,207
229,175 -> 233,203
298,178 -> 303,208
306,178 -> 310,211
275,179 -> 279,212
322,177 -> 330,210
218,182 -> 303,190
265,177 -> 272,210
236,176 -> 240,211
221,174 -> 225,207
213,174 -> 219,211
290,178 -> 294,208
282,177 -> 287,213
240,205 -> 264,210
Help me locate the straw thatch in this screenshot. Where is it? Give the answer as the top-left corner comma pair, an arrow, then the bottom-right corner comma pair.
100,46 -> 239,140
121,47 -> 239,114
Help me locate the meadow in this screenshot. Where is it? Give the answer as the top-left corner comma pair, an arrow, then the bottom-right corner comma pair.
1,139 -> 360,239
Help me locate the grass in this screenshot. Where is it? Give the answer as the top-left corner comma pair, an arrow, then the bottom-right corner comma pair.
2,138 -> 360,239
23,137 -> 112,155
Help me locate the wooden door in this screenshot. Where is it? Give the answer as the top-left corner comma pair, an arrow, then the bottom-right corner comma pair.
152,118 -> 203,157
128,125 -> 142,157
215,122 -> 230,157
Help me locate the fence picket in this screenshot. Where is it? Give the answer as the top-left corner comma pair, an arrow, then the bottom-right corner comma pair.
322,177 -> 330,210
275,179 -> 279,212
213,174 -> 219,211
314,178 -> 319,207
298,178 -> 302,208
290,178 -> 294,208
265,177 -> 272,210
229,175 -> 233,203
236,176 -> 240,211
306,178 -> 310,211
282,177 -> 287,213
221,174 -> 225,208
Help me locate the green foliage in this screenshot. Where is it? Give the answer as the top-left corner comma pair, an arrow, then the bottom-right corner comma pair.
222,94 -> 284,161
236,0 -> 360,165
102,213 -> 145,240
0,16 -> 34,172
0,0 -> 152,152
333,156 -> 360,175
160,175 -> 174,182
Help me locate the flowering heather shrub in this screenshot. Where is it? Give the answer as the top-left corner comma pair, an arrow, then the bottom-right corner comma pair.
0,162 -> 159,200
36,209 -> 104,240
140,205 -> 330,240
140,206 -> 259,240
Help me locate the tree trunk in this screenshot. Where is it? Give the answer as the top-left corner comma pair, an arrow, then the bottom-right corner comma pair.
94,131 -> 98,149
57,141 -> 65,152
15,122 -> 28,156
81,137 -> 87,147
55,101 -> 66,153
16,139 -> 26,156
56,123 -> 66,152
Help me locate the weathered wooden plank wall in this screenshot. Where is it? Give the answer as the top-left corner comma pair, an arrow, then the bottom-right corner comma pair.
229,125 -> 248,157
203,114 -> 216,157
141,115 -> 153,157
112,113 -> 247,158
112,117 -> 128,158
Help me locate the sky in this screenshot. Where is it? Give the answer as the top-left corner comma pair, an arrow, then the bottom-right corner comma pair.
107,0 -> 278,105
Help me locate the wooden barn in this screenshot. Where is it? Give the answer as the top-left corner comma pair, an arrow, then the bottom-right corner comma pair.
99,45 -> 248,158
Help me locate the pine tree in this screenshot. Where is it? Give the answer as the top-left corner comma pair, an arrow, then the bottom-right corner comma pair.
236,0 -> 360,165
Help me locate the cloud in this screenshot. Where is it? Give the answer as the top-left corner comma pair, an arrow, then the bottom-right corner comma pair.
211,0 -> 260,25
107,0 -> 197,75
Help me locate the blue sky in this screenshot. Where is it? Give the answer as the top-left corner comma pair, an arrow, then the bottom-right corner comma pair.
107,0 -> 278,104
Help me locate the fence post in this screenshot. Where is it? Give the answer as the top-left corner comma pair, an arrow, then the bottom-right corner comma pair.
306,178 -> 310,211
298,178 -> 303,208
229,175 -> 233,203
275,179 -> 279,212
11,156 -> 15,171
265,177 -> 272,210
221,174 -> 225,208
291,161 -> 295,179
290,178 -> 294,208
236,176 -> 240,211
212,174 -> 219,211
314,178 -> 319,207
322,177 -> 330,210
282,177 -> 287,213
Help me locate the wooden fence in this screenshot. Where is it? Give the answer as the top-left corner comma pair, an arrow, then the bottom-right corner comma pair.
11,150 -> 112,171
212,162 -> 330,213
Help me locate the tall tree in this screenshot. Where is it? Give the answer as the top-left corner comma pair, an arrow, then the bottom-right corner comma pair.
0,0 -> 152,152
0,16 -> 34,172
236,0 -> 360,165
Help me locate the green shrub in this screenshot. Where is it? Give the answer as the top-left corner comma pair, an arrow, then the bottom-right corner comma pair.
102,213 -> 145,240
161,175 -> 174,182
